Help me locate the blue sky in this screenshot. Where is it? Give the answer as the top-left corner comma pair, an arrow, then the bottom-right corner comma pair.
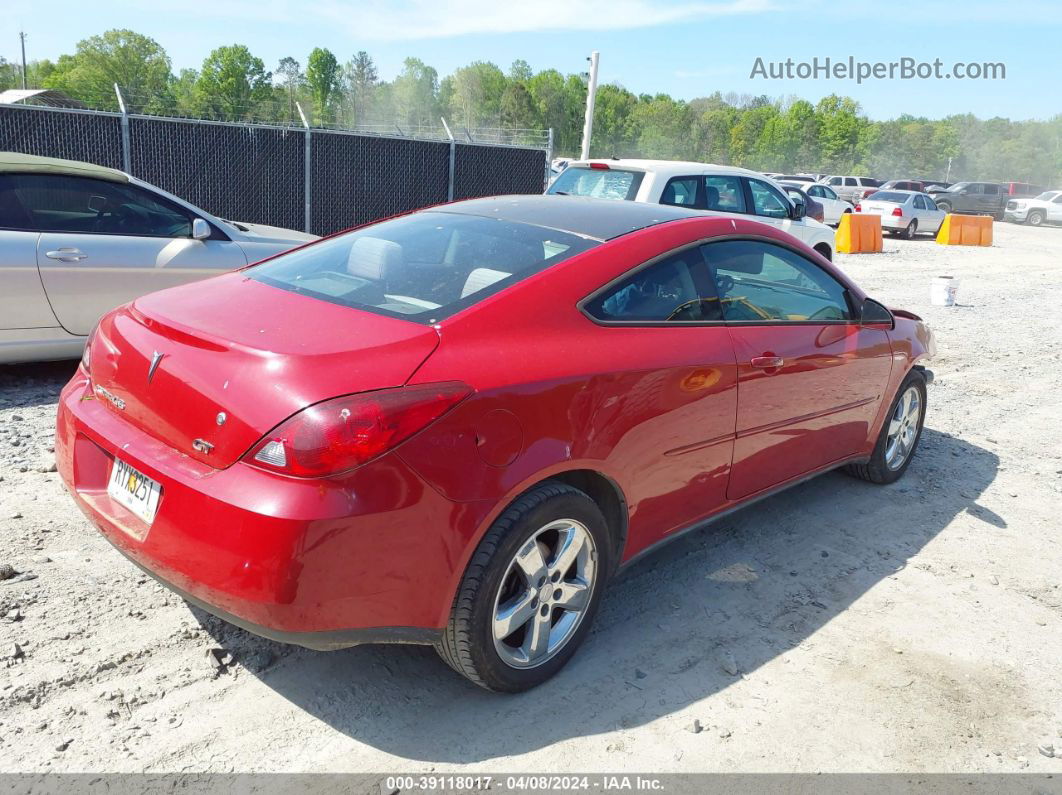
6,0 -> 1061,120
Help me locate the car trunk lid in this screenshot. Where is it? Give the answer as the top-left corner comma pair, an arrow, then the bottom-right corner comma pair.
88,272 -> 440,468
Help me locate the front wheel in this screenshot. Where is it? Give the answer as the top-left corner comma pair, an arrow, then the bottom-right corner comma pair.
1027,210 -> 1045,227
936,202 -> 952,214
436,482 -> 613,692
845,370 -> 927,484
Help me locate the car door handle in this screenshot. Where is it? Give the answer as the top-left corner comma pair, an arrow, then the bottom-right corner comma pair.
751,356 -> 784,369
45,248 -> 88,262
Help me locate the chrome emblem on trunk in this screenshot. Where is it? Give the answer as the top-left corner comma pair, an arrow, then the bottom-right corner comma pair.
192,439 -> 214,454
94,384 -> 125,411
147,351 -> 165,383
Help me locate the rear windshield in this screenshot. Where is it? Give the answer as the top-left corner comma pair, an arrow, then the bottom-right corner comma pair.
546,167 -> 644,201
249,212 -> 596,323
866,191 -> 909,203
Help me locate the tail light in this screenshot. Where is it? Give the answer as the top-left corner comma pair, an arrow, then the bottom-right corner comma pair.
855,204 -> 862,212
244,382 -> 473,477
892,207 -> 903,217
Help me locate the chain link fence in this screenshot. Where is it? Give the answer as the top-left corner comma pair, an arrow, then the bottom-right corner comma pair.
0,102 -> 551,236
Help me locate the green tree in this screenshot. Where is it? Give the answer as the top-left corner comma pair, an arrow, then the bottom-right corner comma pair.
194,44 -> 272,121
816,94 -> 865,173
43,29 -> 170,111
344,51 -> 378,124
275,56 -> 303,122
393,57 -> 439,128
448,61 -> 506,129
305,48 -> 339,121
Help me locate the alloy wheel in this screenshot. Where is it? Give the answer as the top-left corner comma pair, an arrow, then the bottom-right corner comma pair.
492,519 -> 597,669
885,386 -> 922,470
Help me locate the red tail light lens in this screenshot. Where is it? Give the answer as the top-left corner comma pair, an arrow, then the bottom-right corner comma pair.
80,324 -> 98,374
855,204 -> 862,212
892,207 -> 903,217
244,382 -> 472,477
588,162 -> 610,170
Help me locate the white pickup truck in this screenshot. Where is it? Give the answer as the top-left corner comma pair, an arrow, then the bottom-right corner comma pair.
1003,190 -> 1062,226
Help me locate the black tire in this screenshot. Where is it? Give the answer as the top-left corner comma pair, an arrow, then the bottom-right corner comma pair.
814,244 -> 833,262
903,219 -> 918,240
436,481 -> 613,692
845,369 -> 927,485
1027,210 -> 1045,227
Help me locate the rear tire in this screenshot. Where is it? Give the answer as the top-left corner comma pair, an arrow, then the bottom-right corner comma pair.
1027,210 -> 1045,227
936,201 -> 952,214
845,369 -> 927,485
436,481 -> 613,692
902,219 -> 918,240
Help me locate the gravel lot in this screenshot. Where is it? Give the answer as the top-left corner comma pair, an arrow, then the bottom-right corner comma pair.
1,222 -> 1061,774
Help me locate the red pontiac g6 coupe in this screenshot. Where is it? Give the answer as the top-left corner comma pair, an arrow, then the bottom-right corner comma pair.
56,196 -> 935,692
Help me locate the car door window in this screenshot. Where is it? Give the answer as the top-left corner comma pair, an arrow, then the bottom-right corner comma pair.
660,177 -> 700,207
704,175 -> 746,212
1053,195 -> 1062,204
844,177 -> 858,187
747,180 -> 790,219
982,184 -> 999,196
10,174 -> 193,238
0,176 -> 35,231
702,239 -> 852,323
924,195 -> 939,211
913,195 -> 926,210
826,177 -> 842,186
585,248 -> 721,323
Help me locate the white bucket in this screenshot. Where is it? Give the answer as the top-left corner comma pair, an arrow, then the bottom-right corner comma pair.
931,276 -> 959,307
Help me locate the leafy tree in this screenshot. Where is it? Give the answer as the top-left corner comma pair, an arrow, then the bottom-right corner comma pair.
194,45 -> 272,121
448,61 -> 506,129
275,57 -> 303,122
393,57 -> 439,128
42,29 -> 170,111
305,48 -> 340,121
345,51 -> 378,124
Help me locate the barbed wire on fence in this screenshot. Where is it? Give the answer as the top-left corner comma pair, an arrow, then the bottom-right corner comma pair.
4,85 -> 551,148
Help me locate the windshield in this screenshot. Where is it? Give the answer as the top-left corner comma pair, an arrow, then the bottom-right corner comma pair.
946,182 -> 970,192
1034,191 -> 1060,201
249,211 -> 595,323
546,167 -> 644,201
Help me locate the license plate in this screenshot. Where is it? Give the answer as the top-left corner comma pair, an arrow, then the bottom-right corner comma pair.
866,207 -> 883,213
107,456 -> 162,525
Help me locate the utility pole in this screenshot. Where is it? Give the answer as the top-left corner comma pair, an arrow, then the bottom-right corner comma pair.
19,31 -> 28,89
946,156 -> 953,182
579,51 -> 599,161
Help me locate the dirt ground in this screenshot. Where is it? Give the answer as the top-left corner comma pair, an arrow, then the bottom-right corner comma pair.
1,222 -> 1061,775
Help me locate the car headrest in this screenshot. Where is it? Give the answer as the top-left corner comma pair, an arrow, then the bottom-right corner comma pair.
461,267 -> 511,298
347,237 -> 403,281
705,186 -> 720,209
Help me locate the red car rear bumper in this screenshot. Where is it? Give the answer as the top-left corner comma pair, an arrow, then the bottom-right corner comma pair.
55,372 -> 483,649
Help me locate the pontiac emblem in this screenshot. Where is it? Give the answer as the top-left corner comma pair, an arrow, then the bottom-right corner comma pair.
147,351 -> 165,383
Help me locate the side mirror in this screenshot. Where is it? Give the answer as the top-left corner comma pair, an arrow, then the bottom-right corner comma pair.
191,218 -> 211,240
791,201 -> 806,220
860,297 -> 894,328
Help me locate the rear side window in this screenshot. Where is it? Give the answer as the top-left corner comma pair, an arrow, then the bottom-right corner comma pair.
703,239 -> 852,323
844,177 -> 858,187
546,167 -> 644,201
660,177 -> 700,207
0,176 -> 34,231
705,175 -> 746,212
584,248 -> 721,323
982,184 -> 999,195
5,174 -> 192,237
250,211 -> 596,324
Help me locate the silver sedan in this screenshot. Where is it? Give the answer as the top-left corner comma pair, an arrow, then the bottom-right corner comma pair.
857,189 -> 947,239
1,152 -> 317,364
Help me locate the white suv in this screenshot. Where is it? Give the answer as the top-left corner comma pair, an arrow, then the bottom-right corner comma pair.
822,175 -> 883,204
547,159 -> 836,260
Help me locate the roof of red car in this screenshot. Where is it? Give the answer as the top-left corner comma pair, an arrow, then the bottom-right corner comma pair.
425,194 -> 704,242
